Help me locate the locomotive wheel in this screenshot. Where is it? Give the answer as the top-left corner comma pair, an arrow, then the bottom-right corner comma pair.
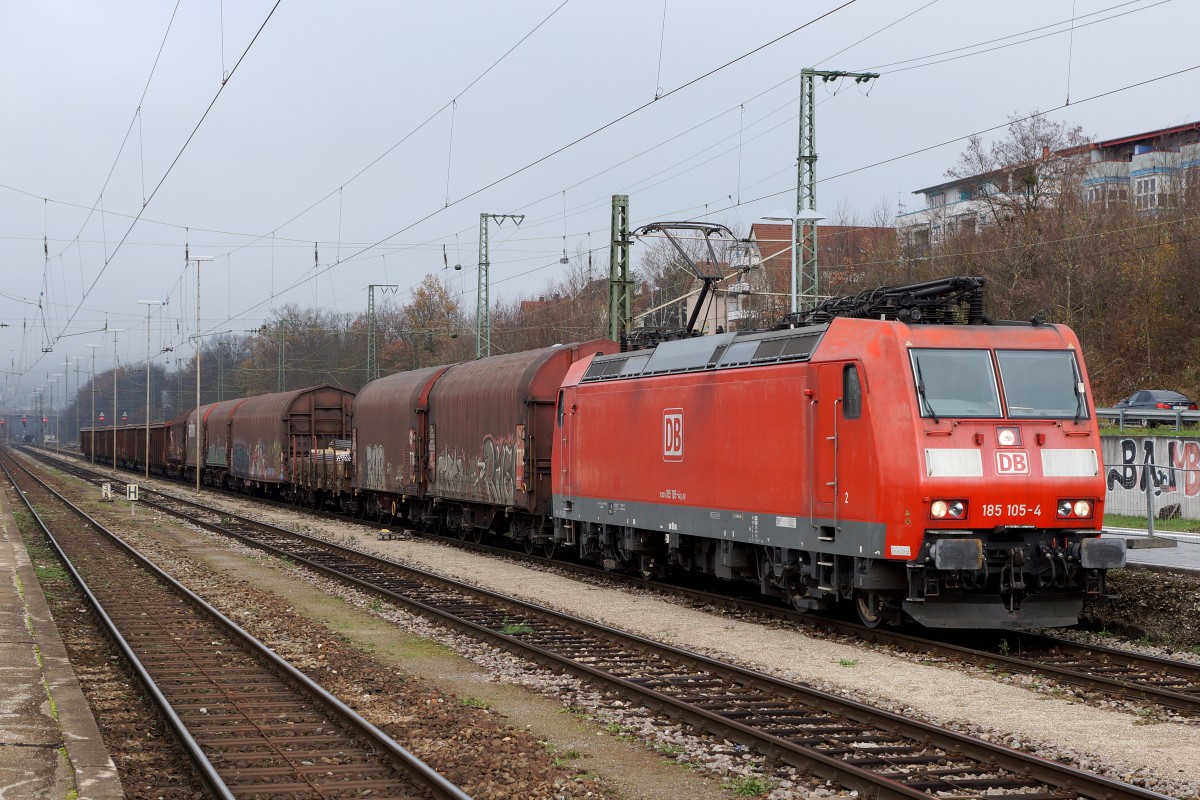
785,579 -> 810,614
855,591 -> 885,629
524,536 -> 537,554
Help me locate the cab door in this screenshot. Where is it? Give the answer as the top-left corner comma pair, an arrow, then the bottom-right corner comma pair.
813,364 -> 842,523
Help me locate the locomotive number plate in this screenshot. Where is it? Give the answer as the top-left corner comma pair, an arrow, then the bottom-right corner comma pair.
981,503 -> 1041,518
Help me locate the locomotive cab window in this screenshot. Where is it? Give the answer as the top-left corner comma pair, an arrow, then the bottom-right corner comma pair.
557,390 -> 565,427
843,364 -> 862,419
996,349 -> 1087,419
909,348 -> 1001,419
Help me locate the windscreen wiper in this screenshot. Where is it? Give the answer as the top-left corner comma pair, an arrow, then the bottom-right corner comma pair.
914,357 -> 940,424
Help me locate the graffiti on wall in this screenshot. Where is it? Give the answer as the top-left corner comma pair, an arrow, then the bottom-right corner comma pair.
1103,436 -> 1200,519
436,434 -> 517,505
1105,438 -> 1200,497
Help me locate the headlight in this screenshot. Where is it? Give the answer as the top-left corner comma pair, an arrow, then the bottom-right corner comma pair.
931,499 -> 967,519
996,426 -> 1020,447
1057,499 -> 1094,519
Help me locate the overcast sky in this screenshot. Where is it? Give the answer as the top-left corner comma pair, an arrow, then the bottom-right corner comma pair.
2,0 -> 1197,408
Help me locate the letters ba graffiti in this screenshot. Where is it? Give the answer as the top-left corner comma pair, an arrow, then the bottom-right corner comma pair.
1106,438 -> 1200,497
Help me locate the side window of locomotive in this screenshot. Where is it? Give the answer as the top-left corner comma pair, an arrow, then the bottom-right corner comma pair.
843,364 -> 862,419
909,348 -> 1002,418
557,390 -> 565,427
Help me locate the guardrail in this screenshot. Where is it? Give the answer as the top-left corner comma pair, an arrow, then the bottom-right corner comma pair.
1096,407 -> 1199,431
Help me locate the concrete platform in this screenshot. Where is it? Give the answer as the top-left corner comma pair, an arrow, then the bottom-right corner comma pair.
0,478 -> 123,798
1105,528 -> 1200,574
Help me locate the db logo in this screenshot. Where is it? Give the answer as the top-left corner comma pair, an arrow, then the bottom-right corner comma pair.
995,450 -> 1029,475
663,409 -> 683,461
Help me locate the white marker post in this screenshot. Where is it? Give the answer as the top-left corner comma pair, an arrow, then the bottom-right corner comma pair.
101,483 -> 113,502
127,483 -> 138,517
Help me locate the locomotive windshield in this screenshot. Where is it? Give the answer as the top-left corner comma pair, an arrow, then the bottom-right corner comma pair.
996,349 -> 1087,419
910,348 -> 1088,420
909,349 -> 1001,418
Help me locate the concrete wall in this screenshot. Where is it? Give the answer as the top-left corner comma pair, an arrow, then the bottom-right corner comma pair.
1102,434 -> 1200,519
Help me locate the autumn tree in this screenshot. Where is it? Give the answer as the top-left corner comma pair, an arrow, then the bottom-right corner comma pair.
377,274 -> 464,371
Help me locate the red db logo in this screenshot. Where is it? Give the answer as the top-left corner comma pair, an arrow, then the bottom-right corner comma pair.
663,409 -> 683,461
995,450 -> 1029,475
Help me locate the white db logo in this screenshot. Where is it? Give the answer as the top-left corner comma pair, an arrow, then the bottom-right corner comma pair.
663,409 -> 683,461
995,450 -> 1029,475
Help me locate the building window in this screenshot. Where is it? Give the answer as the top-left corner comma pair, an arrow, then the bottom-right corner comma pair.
1135,176 -> 1158,210
928,192 -> 945,208
1089,184 -> 1130,206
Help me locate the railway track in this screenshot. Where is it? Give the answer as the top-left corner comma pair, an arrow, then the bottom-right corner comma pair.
1,450 -> 471,800
15,448 -> 1174,799
33,447 -> 1200,718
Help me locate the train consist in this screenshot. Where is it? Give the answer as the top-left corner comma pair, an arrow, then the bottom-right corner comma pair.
81,277 -> 1125,629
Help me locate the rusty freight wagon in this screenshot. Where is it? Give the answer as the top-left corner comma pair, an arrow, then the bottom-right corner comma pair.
419,340 -> 617,546
351,365 -> 452,521
183,401 -> 228,485
225,385 -> 355,504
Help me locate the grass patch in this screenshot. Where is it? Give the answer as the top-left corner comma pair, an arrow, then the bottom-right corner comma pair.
460,696 -> 490,709
1099,422 -> 1200,438
1104,513 -> 1200,533
398,637 -> 453,658
601,721 -> 638,741
499,620 -> 535,636
838,658 -> 858,667
724,775 -> 771,796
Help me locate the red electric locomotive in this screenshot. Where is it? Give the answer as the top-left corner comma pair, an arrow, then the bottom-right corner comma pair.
552,278 -> 1124,629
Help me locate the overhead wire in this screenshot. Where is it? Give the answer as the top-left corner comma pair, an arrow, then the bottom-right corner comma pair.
6,0 -> 1178,377
200,1 -> 858,336
12,0 -> 282,388
2,0 -> 1150,287
50,0 -> 183,261
211,0 -> 575,264
51,0 -> 283,350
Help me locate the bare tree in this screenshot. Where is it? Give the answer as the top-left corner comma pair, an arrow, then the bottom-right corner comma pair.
946,112 -> 1091,222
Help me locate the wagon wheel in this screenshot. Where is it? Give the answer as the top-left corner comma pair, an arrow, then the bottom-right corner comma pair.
456,525 -> 470,542
855,590 -> 885,629
541,540 -> 557,559
472,527 -> 484,545
523,535 -> 538,555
